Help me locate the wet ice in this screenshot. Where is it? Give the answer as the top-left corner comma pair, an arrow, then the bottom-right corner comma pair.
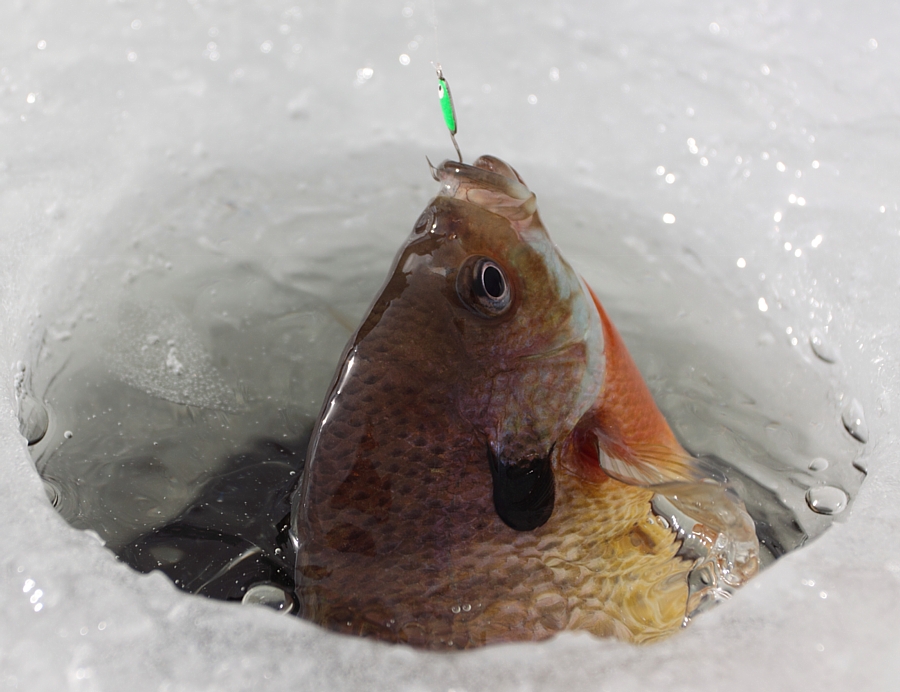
1,0 -> 898,689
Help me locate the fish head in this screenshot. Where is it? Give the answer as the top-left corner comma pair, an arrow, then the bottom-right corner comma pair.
375,155 -> 606,528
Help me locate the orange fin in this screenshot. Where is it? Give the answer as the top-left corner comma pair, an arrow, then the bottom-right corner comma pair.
569,284 -> 697,486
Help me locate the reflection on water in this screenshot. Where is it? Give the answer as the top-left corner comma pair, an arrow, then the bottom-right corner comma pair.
19,151 -> 866,636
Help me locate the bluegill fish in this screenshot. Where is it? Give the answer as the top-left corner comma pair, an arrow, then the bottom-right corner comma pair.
292,155 -> 758,649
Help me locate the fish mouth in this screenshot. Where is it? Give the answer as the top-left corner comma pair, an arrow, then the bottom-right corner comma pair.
432,155 -> 538,226
487,444 -> 555,531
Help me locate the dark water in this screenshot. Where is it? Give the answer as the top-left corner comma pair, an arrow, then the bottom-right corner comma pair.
17,154 -> 867,617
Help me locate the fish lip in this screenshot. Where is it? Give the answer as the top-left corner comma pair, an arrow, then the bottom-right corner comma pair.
434,159 -> 532,201
487,444 -> 556,531
434,158 -> 538,227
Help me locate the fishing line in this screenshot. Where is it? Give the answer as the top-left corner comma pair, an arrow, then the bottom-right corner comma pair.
430,0 -> 462,163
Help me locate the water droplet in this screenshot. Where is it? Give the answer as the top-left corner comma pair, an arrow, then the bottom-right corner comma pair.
805,486 -> 848,515
527,94 -> 538,105
809,329 -> 838,363
841,398 -> 868,443
662,213 -> 676,224
398,53 -> 410,66
63,430 -> 74,439
665,173 -> 675,184
17,391 -> 49,445
461,603 -> 472,612
241,583 -> 295,613
451,604 -> 461,614
808,457 -> 829,472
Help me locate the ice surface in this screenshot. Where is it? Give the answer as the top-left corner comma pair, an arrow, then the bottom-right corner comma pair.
2,0 -> 900,689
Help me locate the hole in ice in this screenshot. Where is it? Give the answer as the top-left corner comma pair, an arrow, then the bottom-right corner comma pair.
21,149 -> 867,648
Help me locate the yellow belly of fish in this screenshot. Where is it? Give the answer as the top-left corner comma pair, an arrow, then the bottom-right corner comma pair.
446,474 -> 690,646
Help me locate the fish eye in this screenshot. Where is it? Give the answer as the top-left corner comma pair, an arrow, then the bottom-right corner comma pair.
456,256 -> 513,317
481,263 -> 505,299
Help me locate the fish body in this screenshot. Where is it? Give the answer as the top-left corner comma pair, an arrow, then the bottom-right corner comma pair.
292,156 -> 757,649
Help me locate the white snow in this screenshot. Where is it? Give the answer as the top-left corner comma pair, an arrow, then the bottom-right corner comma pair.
2,0 -> 900,689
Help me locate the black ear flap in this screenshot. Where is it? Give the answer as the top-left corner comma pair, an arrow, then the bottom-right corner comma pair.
488,446 -> 555,531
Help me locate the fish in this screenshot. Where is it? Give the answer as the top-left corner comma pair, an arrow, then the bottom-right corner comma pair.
291,155 -> 759,649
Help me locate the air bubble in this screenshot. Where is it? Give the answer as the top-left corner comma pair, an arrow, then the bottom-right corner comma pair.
805,486 -> 848,515
241,583 -> 296,613
841,398 -> 869,443
809,329 -> 838,363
